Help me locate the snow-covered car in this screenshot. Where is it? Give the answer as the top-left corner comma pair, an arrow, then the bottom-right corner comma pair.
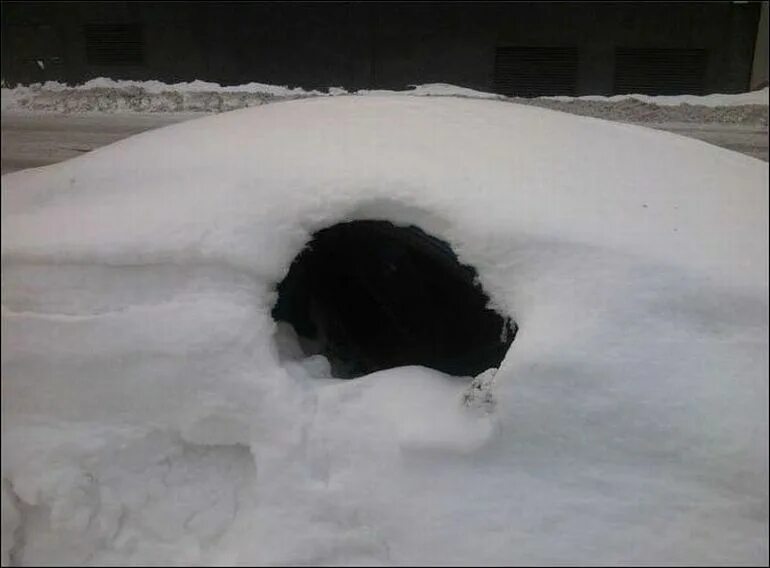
1,96 -> 767,566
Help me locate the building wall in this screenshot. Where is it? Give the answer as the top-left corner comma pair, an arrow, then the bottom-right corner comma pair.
751,1 -> 769,88
1,1 -> 763,95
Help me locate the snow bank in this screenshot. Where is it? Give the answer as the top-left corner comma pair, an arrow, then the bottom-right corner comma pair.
4,79 -> 499,98
544,86 -> 770,107
0,83 -> 290,115
1,97 -> 768,565
4,77 -> 325,96
0,80 -> 502,114
3,78 -> 766,115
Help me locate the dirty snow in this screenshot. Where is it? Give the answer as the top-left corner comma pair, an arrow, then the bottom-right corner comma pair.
1,96 -> 768,566
2,79 -> 767,119
0,80 -> 501,114
3,77 -> 326,96
543,87 -> 770,107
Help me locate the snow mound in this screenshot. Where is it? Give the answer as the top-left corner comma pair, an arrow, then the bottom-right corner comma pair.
1,96 -> 768,565
356,83 -> 504,99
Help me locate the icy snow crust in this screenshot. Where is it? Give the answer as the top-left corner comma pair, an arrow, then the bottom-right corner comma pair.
1,97 -> 768,565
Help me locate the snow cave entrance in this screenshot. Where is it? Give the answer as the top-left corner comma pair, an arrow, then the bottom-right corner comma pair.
272,220 -> 516,379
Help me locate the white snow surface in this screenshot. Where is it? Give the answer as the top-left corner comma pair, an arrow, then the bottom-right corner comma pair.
1,96 -> 768,566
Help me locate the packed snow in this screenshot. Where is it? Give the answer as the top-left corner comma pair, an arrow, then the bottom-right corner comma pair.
1,96 -> 768,566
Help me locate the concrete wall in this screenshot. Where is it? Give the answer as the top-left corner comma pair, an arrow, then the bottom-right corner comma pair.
1,2 -> 762,95
751,2 -> 769,88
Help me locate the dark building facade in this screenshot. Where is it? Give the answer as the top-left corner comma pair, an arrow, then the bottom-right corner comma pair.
1,1 -> 764,96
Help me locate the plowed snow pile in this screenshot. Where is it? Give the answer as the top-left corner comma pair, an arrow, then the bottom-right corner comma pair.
1,96 -> 768,566
2,79 -> 767,126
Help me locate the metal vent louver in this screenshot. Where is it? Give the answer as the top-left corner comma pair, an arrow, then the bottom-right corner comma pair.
84,23 -> 144,66
614,48 -> 708,95
494,46 -> 579,97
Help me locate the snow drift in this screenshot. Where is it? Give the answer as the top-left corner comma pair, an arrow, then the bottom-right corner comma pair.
1,96 -> 768,565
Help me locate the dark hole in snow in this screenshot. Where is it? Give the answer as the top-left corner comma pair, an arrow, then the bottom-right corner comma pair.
272,220 -> 517,379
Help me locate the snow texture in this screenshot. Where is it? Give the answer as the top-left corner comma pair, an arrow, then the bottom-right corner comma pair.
543,87 -> 770,107
0,80 -> 496,114
2,79 -> 767,119
1,96 -> 768,566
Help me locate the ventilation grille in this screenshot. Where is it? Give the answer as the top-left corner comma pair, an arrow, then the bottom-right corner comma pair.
614,48 -> 708,95
494,46 -> 578,97
84,23 -> 144,66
